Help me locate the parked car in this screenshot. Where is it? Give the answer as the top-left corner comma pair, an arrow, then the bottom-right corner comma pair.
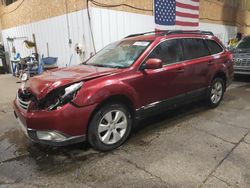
13,30 -> 234,151
232,36 -> 250,75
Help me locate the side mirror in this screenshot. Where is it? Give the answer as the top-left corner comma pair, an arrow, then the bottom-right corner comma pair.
141,58 -> 163,70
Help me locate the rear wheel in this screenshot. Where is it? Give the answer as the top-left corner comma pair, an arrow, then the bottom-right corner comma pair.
87,103 -> 132,151
207,77 -> 225,108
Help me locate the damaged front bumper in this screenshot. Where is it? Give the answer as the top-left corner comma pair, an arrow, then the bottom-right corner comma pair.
14,110 -> 86,146
13,97 -> 97,146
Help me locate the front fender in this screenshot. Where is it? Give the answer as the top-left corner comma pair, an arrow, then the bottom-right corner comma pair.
72,80 -> 140,109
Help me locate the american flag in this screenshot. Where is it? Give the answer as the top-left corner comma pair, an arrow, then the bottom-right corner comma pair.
154,0 -> 199,30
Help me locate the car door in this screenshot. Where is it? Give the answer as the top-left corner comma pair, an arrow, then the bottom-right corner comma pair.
131,39 -> 190,112
181,38 -> 211,94
205,39 -> 228,85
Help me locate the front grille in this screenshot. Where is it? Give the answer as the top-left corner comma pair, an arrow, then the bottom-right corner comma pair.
234,68 -> 250,75
233,53 -> 250,67
234,58 -> 250,67
17,90 -> 33,110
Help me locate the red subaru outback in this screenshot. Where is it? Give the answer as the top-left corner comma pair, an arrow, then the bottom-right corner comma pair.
14,30 -> 234,151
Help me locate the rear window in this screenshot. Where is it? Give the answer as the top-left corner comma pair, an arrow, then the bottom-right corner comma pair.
182,38 -> 210,60
206,40 -> 223,54
236,37 -> 250,49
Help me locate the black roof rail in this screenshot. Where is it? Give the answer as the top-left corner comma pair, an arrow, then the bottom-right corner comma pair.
162,30 -> 214,36
124,31 -> 159,38
124,30 -> 214,39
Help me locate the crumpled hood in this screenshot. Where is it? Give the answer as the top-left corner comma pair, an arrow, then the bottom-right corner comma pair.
26,65 -> 120,99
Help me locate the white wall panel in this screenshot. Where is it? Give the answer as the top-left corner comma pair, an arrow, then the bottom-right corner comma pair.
90,7 -> 154,51
2,9 -> 94,68
199,22 -> 237,45
1,7 -> 237,69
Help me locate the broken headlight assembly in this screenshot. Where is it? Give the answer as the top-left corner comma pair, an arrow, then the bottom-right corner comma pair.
35,82 -> 83,111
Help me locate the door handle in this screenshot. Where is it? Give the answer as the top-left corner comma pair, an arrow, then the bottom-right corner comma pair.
208,61 -> 214,65
175,67 -> 185,73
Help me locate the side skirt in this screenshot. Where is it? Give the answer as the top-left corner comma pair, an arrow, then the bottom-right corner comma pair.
135,87 -> 208,120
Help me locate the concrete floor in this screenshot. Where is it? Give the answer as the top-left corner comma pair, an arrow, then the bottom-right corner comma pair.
0,74 -> 250,188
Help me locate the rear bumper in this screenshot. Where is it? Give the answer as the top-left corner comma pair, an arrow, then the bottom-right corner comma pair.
13,99 -> 97,146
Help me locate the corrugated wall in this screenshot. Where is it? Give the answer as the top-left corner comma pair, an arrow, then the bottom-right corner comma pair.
1,7 -> 237,68
1,7 -> 155,67
91,8 -> 154,51
2,9 -> 93,67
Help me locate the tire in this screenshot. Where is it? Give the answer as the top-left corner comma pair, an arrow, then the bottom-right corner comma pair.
87,103 -> 132,151
207,77 -> 225,108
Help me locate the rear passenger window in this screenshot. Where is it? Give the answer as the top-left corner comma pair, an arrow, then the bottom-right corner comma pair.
147,39 -> 183,65
206,40 -> 223,54
182,38 -> 210,60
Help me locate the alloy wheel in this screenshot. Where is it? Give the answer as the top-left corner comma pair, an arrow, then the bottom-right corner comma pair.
98,110 -> 128,145
211,81 -> 223,104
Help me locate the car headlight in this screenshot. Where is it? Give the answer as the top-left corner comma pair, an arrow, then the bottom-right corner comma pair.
62,82 -> 83,99
36,82 -> 83,111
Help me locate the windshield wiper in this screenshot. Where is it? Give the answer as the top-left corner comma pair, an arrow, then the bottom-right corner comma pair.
84,63 -> 126,69
89,64 -> 111,68
110,65 -> 126,69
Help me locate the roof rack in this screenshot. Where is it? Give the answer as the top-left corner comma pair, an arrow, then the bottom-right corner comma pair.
124,30 -> 214,39
124,31 -> 157,38
163,30 -> 214,36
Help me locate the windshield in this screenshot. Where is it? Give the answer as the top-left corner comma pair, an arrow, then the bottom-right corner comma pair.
236,37 -> 250,49
86,40 -> 151,68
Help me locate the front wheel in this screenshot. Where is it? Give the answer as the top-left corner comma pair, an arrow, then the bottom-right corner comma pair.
207,77 -> 225,108
87,103 -> 132,151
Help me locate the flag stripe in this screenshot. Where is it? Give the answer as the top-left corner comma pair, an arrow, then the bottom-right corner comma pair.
177,0 -> 199,6
154,0 -> 199,30
176,16 -> 199,23
176,21 -> 199,27
176,11 -> 199,19
176,2 -> 199,11
176,6 -> 199,15
176,0 -> 199,27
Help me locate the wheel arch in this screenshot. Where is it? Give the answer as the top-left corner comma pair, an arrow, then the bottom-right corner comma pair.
212,71 -> 227,91
86,94 -> 135,135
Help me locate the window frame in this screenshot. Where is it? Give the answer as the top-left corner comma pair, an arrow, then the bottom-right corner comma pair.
138,37 -> 225,71
139,38 -> 185,69
205,39 -> 224,55
181,38 -> 211,61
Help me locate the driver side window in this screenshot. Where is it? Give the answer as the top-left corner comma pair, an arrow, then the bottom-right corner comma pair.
147,39 -> 183,65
